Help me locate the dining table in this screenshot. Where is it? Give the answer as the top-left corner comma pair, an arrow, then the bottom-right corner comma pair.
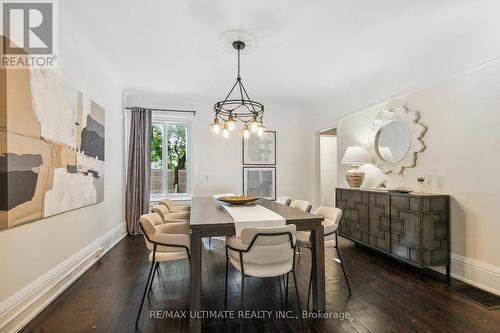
188,197 -> 326,332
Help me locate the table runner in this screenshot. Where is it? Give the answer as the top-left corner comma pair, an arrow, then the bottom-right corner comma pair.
219,202 -> 286,237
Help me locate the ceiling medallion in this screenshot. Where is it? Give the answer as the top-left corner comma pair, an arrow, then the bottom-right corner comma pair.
211,40 -> 265,139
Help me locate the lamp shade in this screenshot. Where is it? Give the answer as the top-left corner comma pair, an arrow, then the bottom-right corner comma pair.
341,146 -> 370,165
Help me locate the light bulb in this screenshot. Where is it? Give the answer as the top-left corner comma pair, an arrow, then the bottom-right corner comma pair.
257,127 -> 264,136
226,120 -> 235,131
250,121 -> 259,132
222,128 -> 229,138
243,128 -> 250,139
211,118 -> 221,134
212,124 -> 221,134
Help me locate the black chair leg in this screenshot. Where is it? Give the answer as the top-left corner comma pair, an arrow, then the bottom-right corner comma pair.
279,275 -> 284,306
240,273 -> 245,332
292,271 -> 305,332
307,265 -> 313,311
148,263 -> 159,296
224,256 -> 229,310
335,233 -> 352,296
136,260 -> 156,327
285,272 -> 289,305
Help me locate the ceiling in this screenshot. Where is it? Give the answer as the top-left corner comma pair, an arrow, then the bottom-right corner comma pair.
62,0 -> 500,124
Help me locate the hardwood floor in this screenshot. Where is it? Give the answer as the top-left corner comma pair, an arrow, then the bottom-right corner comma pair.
22,236 -> 500,333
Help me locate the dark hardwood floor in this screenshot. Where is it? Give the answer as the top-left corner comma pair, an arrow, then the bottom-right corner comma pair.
22,236 -> 500,333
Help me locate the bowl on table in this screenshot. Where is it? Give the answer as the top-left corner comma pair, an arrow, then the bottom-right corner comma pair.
217,195 -> 259,205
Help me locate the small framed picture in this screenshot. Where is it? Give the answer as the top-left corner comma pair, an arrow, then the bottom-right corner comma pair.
242,131 -> 276,165
242,167 -> 276,200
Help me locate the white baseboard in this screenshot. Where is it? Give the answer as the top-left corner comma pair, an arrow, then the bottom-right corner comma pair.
0,223 -> 127,333
432,253 -> 500,296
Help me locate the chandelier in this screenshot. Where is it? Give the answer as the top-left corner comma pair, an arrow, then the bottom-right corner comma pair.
211,40 -> 265,139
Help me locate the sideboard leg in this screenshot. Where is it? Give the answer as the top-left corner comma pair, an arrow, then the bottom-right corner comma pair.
446,265 -> 451,284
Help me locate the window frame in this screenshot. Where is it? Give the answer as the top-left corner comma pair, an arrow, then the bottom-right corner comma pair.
150,114 -> 192,200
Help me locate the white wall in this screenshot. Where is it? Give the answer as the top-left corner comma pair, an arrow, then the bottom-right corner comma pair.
320,136 -> 337,206
335,60 -> 500,295
0,26 -> 126,332
125,91 -> 316,203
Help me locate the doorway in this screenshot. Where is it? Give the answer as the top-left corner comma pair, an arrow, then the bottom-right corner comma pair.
320,128 -> 337,206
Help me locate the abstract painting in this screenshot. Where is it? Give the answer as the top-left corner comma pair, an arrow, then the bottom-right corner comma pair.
242,167 -> 276,200
0,66 -> 105,231
242,131 -> 276,165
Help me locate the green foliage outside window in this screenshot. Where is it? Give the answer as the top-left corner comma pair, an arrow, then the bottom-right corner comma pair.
151,126 -> 163,169
151,122 -> 187,193
167,124 -> 186,171
151,123 -> 186,170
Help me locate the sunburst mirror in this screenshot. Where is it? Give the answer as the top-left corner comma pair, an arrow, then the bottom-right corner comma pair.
370,105 -> 427,175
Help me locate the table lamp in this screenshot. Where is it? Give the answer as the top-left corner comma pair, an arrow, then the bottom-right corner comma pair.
341,146 -> 370,188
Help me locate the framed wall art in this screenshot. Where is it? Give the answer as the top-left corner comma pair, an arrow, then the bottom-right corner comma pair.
242,167 -> 276,200
242,131 -> 276,165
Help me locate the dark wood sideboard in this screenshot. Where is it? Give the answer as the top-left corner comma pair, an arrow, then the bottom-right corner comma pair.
335,188 -> 450,280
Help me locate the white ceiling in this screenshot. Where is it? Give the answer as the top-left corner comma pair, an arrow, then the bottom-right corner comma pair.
62,0 -> 500,123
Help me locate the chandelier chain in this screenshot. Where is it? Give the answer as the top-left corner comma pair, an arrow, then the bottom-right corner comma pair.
237,48 -> 241,78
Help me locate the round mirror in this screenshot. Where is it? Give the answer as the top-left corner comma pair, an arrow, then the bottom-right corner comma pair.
375,120 -> 411,163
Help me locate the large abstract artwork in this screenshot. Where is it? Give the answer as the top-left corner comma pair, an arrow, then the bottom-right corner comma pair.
0,67 -> 105,231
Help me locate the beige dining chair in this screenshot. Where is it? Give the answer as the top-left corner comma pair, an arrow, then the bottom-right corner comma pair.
159,198 -> 190,213
290,199 -> 313,255
296,206 -> 351,309
290,199 -> 312,213
225,225 -> 303,330
136,212 -> 190,326
152,205 -> 189,223
275,196 -> 292,206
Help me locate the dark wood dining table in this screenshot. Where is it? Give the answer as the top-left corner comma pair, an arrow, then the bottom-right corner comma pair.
189,197 -> 325,332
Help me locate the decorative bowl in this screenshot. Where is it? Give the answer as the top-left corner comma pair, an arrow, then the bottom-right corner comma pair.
218,195 -> 259,205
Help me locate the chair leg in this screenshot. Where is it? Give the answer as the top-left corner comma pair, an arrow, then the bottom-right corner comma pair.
148,263 -> 159,296
136,260 -> 156,327
292,271 -> 305,331
224,256 -> 229,310
285,272 -> 289,305
336,233 -> 352,296
307,265 -> 313,311
278,275 -> 284,306
209,237 -> 212,247
240,273 -> 245,332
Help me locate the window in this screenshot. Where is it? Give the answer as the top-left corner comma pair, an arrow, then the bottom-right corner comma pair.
151,117 -> 190,198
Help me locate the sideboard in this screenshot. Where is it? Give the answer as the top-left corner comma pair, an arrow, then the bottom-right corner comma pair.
335,187 -> 450,280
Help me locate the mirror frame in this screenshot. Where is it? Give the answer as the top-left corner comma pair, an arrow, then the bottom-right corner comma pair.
370,105 -> 427,175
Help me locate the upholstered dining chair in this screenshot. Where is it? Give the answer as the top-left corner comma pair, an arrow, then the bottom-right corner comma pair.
296,207 -> 351,309
290,199 -> 312,213
289,200 -> 313,255
136,213 -> 190,326
275,196 -> 292,206
159,198 -> 190,213
225,225 -> 303,330
152,205 -> 189,223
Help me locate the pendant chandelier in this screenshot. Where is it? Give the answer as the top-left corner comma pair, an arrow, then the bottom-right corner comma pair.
211,40 -> 265,139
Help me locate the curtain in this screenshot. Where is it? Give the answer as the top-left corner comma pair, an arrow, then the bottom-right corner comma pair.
126,107 -> 152,235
